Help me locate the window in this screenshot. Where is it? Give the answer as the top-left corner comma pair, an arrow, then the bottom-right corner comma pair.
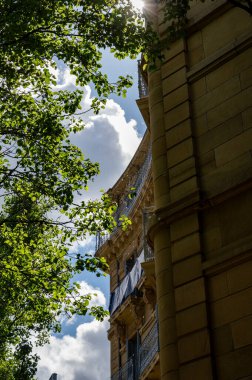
125,255 -> 135,274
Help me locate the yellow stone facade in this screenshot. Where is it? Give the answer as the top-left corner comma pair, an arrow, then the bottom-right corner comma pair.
96,131 -> 160,379
97,1 -> 252,379
145,1 -> 252,379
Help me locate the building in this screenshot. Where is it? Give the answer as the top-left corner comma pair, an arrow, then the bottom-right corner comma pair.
96,130 -> 160,379
96,1 -> 252,379
49,374 -> 58,380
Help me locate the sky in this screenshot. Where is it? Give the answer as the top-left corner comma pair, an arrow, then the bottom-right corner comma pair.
35,3 -> 146,379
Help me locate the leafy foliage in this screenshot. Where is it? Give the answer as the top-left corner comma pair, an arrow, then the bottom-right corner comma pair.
0,0 -> 157,376
0,341 -> 39,380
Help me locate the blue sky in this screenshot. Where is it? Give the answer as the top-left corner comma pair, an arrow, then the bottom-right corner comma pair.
101,49 -> 146,135
35,34 -> 147,380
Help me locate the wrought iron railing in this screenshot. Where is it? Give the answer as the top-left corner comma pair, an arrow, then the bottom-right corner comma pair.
138,60 -> 148,98
111,320 -> 159,380
111,357 -> 134,380
115,146 -> 152,221
95,231 -> 110,252
96,147 -> 152,252
143,209 -> 154,262
109,250 -> 144,315
139,321 -> 159,375
143,243 -> 154,262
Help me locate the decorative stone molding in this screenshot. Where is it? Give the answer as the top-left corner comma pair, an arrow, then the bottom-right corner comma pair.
143,286 -> 156,310
187,32 -> 252,84
107,326 -> 115,341
113,321 -> 126,345
203,235 -> 252,276
131,298 -> 145,329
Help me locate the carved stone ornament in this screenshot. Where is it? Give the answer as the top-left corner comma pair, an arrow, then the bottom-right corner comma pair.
143,286 -> 156,309
131,299 -> 145,328
114,321 -> 126,344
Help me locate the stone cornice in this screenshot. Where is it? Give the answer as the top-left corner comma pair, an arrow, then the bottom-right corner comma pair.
147,178 -> 252,246
158,1 -> 230,39
107,130 -> 151,199
186,1 -> 231,36
187,31 -> 252,84
203,235 -> 252,276
97,170 -> 153,262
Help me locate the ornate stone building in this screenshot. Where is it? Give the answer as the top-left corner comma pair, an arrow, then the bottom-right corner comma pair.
96,130 -> 160,379
97,1 -> 252,379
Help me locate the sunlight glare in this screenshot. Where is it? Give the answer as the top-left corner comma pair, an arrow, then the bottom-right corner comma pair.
131,0 -> 144,11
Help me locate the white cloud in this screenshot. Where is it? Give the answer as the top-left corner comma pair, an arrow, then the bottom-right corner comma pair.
61,281 -> 106,326
35,63 -> 142,380
90,98 -> 140,158
36,283 -> 109,380
69,235 -> 94,254
71,87 -> 141,199
48,65 -> 142,254
36,319 -> 110,380
52,66 -> 77,90
77,280 -> 106,308
52,64 -> 142,199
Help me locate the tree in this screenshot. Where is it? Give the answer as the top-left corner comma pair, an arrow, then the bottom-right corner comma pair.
0,0 -> 155,375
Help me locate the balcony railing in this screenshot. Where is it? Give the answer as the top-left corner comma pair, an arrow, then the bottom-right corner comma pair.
111,357 -> 134,380
95,231 -> 110,251
109,251 -> 144,315
114,146 -> 152,222
138,60 -> 148,98
143,209 -> 154,262
139,321 -> 159,375
96,147 -> 152,252
143,243 -> 154,262
111,320 -> 159,380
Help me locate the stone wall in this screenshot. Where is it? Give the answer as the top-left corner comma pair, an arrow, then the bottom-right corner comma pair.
147,1 -> 252,379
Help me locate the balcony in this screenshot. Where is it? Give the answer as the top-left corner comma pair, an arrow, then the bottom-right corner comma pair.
111,319 -> 159,380
96,147 -> 152,252
114,146 -> 152,223
109,251 -> 144,315
143,209 -> 154,262
138,59 -> 148,99
139,321 -> 159,377
136,60 -> 149,127
111,357 -> 134,380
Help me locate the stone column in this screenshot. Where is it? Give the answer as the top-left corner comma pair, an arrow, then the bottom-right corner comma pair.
146,2 -> 180,378
146,1 -> 215,379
